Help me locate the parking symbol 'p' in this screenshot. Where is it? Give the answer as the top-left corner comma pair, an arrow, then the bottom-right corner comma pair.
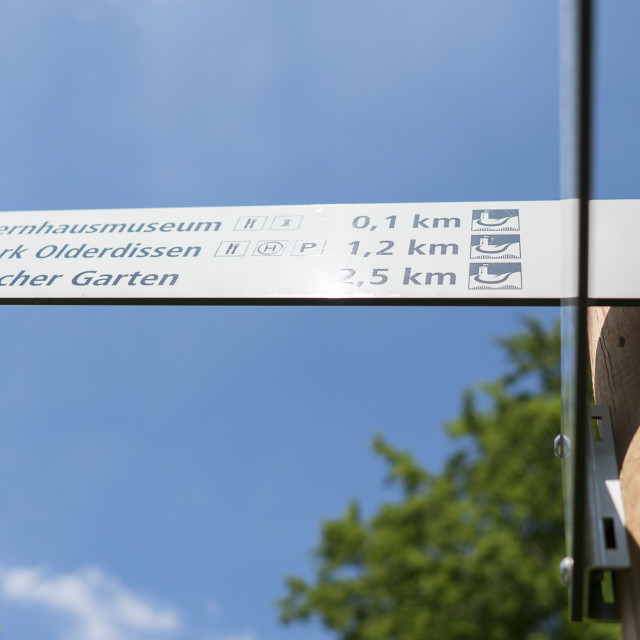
292,240 -> 326,256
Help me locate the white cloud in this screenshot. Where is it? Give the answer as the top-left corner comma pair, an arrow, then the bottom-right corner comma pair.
0,565 -> 181,640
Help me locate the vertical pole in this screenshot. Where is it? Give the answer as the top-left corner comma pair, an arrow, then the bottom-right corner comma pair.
588,306 -> 640,637
570,0 -> 593,617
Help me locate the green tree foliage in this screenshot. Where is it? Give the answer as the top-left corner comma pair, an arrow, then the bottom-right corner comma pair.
278,319 -> 620,640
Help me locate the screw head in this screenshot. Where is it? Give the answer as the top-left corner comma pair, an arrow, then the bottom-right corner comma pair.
559,556 -> 574,587
554,434 -> 571,459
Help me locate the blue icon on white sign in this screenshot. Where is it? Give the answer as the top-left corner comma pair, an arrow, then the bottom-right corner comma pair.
469,263 -> 522,290
470,234 -> 521,259
471,209 -> 520,231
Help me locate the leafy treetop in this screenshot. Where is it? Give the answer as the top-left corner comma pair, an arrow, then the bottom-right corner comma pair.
278,319 -> 619,640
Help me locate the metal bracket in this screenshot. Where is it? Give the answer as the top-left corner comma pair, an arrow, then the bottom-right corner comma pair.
557,405 -> 631,620
582,405 -> 630,620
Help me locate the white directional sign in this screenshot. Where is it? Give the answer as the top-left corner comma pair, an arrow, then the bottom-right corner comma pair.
0,199 -> 633,302
589,199 -> 640,300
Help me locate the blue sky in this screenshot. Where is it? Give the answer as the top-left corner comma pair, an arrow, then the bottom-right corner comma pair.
0,2 -> 636,640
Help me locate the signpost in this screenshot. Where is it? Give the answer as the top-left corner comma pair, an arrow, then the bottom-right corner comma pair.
0,0 -> 633,630
0,200 -> 634,305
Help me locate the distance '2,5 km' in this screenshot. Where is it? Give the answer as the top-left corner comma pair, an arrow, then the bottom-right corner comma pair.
338,268 -> 388,287
337,268 -> 457,288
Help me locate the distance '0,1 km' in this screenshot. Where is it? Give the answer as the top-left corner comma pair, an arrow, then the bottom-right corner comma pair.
352,215 -> 397,230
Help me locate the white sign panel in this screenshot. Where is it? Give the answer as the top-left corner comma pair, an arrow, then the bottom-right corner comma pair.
0,199 -> 612,302
590,199 -> 640,300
